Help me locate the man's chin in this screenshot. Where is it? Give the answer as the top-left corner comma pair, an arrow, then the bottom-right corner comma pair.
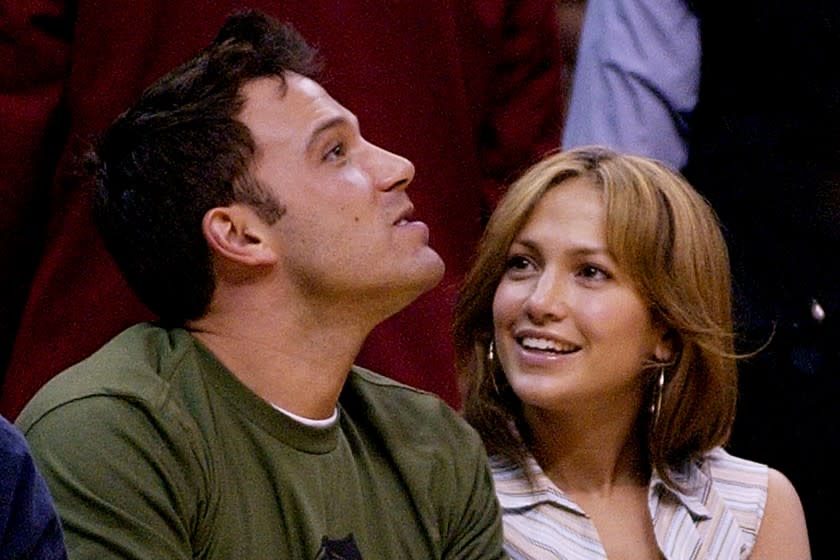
382,256 -> 445,315
417,251 -> 446,292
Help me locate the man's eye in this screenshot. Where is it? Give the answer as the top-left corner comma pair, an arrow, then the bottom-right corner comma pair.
324,143 -> 345,161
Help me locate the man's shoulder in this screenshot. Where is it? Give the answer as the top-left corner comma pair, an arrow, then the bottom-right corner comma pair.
16,323 -> 193,432
344,366 -> 478,445
347,366 -> 456,414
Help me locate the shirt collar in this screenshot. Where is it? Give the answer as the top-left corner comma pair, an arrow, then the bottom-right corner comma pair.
492,453 -> 713,522
491,455 -> 586,516
650,459 -> 713,521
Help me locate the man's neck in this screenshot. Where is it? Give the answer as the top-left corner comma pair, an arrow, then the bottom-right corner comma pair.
187,310 -> 368,420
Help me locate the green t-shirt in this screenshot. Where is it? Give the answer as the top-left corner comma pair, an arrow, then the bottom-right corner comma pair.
17,324 -> 505,559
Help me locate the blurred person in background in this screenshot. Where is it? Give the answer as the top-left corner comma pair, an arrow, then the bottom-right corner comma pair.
563,0 -> 839,553
1,413 -> 66,559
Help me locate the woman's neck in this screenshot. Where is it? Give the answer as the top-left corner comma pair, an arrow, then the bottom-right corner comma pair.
525,406 -> 649,494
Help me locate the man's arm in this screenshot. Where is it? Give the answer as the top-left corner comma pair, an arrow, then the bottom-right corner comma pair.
19,397 -> 208,559
562,0 -> 700,169
439,421 -> 507,559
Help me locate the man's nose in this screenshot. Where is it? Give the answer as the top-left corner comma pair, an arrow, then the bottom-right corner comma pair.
370,143 -> 415,192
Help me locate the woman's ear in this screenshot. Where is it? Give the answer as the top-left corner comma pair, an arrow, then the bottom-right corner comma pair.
202,205 -> 277,266
653,328 -> 676,364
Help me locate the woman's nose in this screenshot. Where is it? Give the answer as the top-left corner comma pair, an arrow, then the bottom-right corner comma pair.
524,272 -> 569,323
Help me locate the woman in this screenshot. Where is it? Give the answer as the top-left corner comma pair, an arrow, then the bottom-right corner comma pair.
454,146 -> 810,559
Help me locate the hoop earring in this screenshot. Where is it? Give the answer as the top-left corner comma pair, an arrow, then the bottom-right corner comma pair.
487,340 -> 501,395
650,366 -> 665,428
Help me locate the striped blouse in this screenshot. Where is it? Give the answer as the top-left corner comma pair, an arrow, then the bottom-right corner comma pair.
493,447 -> 768,559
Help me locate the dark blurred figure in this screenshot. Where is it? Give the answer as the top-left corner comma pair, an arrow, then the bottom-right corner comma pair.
1,414 -> 67,559
563,0 -> 839,554
554,0 -> 587,123
0,0 -> 565,418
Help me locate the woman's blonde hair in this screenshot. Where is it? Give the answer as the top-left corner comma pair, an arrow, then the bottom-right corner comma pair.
453,146 -> 738,485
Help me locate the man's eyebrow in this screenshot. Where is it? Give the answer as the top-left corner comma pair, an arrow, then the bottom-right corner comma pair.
305,115 -> 357,153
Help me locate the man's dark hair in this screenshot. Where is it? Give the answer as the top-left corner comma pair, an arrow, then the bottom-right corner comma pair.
90,10 -> 320,324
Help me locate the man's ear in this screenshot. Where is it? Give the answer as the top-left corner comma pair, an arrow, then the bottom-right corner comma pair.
202,205 -> 277,266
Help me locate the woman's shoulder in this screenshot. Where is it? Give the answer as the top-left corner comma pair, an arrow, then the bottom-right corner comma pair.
654,448 -> 770,557
703,446 -> 770,481
699,447 -> 770,508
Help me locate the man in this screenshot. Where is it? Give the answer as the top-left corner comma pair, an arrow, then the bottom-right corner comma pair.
16,11 -> 505,559
562,0 -> 839,553
0,414 -> 66,559
0,0 -> 565,417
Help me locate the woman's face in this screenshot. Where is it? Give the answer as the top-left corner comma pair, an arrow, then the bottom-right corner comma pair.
492,177 -> 669,415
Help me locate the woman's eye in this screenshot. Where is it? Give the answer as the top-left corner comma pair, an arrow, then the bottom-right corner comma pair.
505,255 -> 533,271
578,264 -> 609,280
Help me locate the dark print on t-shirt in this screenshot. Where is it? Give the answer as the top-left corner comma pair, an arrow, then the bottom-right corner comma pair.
313,534 -> 362,559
